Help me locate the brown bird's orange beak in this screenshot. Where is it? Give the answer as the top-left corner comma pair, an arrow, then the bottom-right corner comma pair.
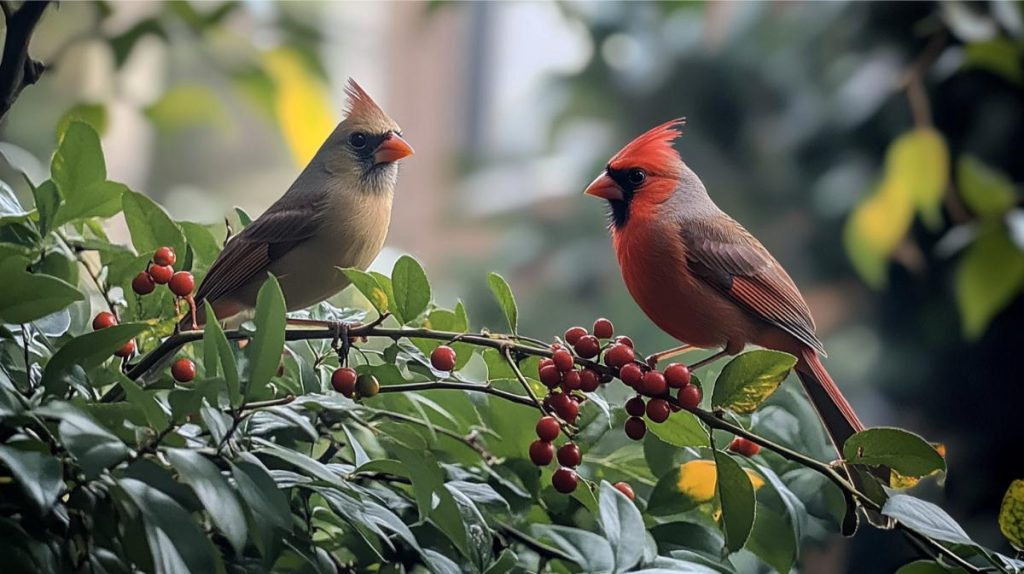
583,172 -> 624,201
373,132 -> 414,164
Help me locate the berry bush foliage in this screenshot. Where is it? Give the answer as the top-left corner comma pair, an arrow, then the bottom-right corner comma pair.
1,122 -> 1022,574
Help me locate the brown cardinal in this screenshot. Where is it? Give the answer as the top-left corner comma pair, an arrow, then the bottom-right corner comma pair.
584,119 -> 864,453
187,79 -> 413,328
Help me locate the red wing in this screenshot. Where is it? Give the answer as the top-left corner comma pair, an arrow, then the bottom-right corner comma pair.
195,197 -> 325,306
682,217 -> 825,355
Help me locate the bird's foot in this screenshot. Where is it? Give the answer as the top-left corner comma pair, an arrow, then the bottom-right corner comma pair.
645,344 -> 695,368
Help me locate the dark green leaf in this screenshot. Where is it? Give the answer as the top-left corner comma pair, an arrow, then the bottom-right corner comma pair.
598,480 -> 645,572
0,256 -> 83,324
894,560 -> 962,574
53,181 -> 126,227
51,122 -> 105,202
843,427 -> 945,477
957,156 -> 1016,218
178,222 -> 221,271
532,524 -> 615,572
341,268 -> 390,315
203,302 -> 240,407
881,494 -> 973,545
32,180 -> 60,236
166,449 -> 248,554
0,445 -> 63,514
247,275 -> 286,398
714,450 -> 756,553
40,323 -> 147,392
391,255 -> 430,324
648,410 -> 708,448
487,272 -> 518,333
230,458 -> 292,531
122,189 -> 186,257
712,350 -> 796,414
118,377 -> 170,429
648,465 -> 703,517
49,406 -> 129,479
234,206 -> 253,227
746,504 -> 796,574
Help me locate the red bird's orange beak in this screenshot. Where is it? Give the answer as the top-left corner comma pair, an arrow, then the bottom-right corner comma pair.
373,133 -> 414,164
583,172 -> 624,201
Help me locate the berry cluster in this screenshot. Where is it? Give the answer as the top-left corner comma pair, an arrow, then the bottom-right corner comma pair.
331,367 -> 380,399
529,416 -> 583,493
619,361 -> 700,441
132,247 -> 195,300
91,311 -> 135,358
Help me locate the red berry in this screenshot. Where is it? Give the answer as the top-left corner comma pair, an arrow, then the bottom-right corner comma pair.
557,443 -> 582,467
624,416 -> 646,440
579,369 -> 600,392
562,370 -> 581,391
153,246 -> 176,267
536,416 -> 560,441
614,335 -> 635,349
169,271 -> 195,297
332,367 -> 358,396
729,437 -> 761,457
613,481 -> 635,501
604,343 -> 635,369
551,393 -> 579,422
664,363 -> 692,388
619,363 -> 644,388
592,318 -> 614,339
539,365 -> 562,388
171,358 -> 195,382
646,399 -> 671,423
677,384 -> 702,409
552,349 -> 574,373
148,264 -> 173,284
539,357 -> 554,370
640,371 -> 668,396
115,340 -> 135,358
625,396 -> 646,417
552,467 -> 578,493
564,326 -> 588,346
132,272 -> 155,295
92,311 -> 117,330
529,440 -> 554,466
430,345 -> 457,372
573,335 -> 600,359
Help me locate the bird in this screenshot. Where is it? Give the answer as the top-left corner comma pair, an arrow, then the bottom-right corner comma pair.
186,79 -> 413,329
583,119 -> 864,455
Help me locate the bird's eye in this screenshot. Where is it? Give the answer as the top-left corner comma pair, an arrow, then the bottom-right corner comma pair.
349,132 -> 367,149
627,168 -> 646,186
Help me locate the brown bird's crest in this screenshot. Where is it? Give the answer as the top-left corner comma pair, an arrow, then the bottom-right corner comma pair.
344,78 -> 395,129
609,118 -> 686,170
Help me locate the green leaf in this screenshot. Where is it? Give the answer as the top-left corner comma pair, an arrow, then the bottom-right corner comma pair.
957,156 -> 1016,218
894,560 -> 961,574
647,465 -> 703,517
746,504 -> 797,574
712,350 -> 796,414
40,323 -> 147,392
145,85 -> 226,131
341,268 -> 390,315
0,445 -> 64,514
714,449 -> 756,553
117,477 -> 220,574
122,189 -> 187,257
391,255 -> 430,324
955,227 -> 1024,339
0,256 -> 83,324
118,377 -> 170,430
843,427 -> 945,477
203,302 -> 240,407
53,180 -> 126,227
881,494 -> 973,545
57,103 -> 108,139
45,405 -> 130,479
648,409 -> 709,448
532,524 -> 615,572
178,221 -> 221,271
230,458 -> 292,532
166,449 -> 248,554
999,479 -> 1024,551
51,121 -> 105,202
963,38 -> 1024,86
32,180 -> 60,236
598,480 -> 645,572
487,272 -> 518,333
247,275 -> 286,399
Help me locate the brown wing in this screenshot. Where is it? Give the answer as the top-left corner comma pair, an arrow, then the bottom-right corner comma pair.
681,217 -> 825,355
195,195 -> 325,307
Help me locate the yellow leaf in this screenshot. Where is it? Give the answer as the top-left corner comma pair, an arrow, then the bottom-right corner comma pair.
888,128 -> 949,228
263,48 -> 335,166
999,479 -> 1024,551
676,460 -> 764,503
844,176 -> 915,287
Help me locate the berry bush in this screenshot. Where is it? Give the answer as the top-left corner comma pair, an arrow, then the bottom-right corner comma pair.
1,126 -> 1023,573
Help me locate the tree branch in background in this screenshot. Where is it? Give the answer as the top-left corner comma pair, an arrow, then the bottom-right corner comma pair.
0,0 -> 50,121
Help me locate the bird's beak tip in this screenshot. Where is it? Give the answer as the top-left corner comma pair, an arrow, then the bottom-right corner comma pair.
583,172 -> 624,201
373,133 -> 414,164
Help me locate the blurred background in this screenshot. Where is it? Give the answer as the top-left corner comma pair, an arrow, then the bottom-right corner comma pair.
1,1 -> 1022,571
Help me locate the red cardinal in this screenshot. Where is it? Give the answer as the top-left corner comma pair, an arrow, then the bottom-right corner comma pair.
584,119 -> 864,452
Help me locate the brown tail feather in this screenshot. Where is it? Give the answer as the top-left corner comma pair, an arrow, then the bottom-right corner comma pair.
796,349 -> 864,454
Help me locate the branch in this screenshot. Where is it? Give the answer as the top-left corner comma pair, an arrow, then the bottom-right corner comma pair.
0,0 -> 50,121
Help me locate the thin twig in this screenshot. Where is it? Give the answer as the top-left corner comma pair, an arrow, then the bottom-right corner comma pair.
377,380 -> 533,408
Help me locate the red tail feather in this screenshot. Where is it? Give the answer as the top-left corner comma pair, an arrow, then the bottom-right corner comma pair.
796,349 -> 864,453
